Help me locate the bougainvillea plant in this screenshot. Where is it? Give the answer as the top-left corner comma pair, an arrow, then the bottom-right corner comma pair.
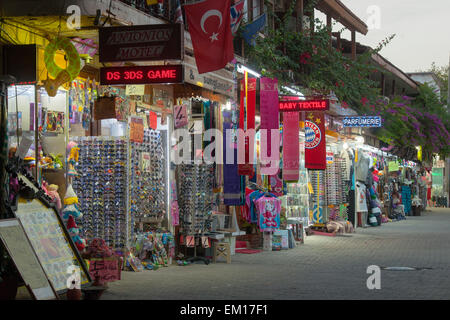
372,84 -> 450,162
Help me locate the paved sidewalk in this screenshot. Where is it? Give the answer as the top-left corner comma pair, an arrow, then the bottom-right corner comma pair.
102,207 -> 450,300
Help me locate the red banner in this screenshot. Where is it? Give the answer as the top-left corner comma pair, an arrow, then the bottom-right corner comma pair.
238,78 -> 256,176
282,112 -> 299,181
305,112 -> 326,170
260,77 -> 279,175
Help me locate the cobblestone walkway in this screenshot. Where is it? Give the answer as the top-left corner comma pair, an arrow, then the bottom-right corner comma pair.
102,207 -> 450,300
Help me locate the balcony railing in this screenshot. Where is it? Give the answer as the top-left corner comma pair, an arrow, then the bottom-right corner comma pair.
119,0 -> 174,22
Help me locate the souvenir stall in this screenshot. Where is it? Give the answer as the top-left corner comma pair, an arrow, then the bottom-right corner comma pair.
172,84 -> 240,263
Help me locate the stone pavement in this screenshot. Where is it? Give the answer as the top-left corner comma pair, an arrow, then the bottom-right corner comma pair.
102,207 -> 450,300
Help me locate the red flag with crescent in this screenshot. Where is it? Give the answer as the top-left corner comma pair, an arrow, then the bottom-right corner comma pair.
184,0 -> 234,74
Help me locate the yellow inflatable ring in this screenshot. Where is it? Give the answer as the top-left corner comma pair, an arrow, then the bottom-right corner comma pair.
44,37 -> 80,81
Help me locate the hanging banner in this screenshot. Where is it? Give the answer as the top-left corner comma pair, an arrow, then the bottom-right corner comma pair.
260,77 -> 279,175
305,112 -> 326,170
238,77 -> 256,176
282,112 -> 299,181
223,111 -> 241,205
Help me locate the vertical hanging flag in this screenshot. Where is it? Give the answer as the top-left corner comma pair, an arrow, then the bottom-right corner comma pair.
230,0 -> 245,35
238,77 -> 256,176
184,0 -> 234,74
282,112 -> 299,181
174,0 -> 184,24
259,77 -> 279,175
223,111 -> 242,205
305,112 -> 326,170
242,13 -> 266,45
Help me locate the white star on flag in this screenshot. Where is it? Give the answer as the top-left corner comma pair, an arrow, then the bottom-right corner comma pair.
209,32 -> 219,42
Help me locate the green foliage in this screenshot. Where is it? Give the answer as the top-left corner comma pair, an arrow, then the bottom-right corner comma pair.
244,1 -> 393,112
373,85 -> 450,162
426,62 -> 449,104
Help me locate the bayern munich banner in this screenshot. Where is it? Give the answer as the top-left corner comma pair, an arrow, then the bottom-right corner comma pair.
305,112 -> 326,170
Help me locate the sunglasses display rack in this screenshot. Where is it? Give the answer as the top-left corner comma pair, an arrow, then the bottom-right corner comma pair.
325,156 -> 347,206
72,137 -> 130,248
130,129 -> 166,225
177,163 -> 214,235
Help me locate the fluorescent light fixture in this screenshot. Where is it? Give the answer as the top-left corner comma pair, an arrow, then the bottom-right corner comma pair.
354,135 -> 364,144
281,86 -> 305,98
236,64 -> 261,78
223,101 -> 232,110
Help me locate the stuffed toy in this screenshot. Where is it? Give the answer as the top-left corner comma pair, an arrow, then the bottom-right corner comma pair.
47,184 -> 62,210
50,153 -> 64,169
67,215 -> 86,251
62,185 -> 82,220
67,142 -> 79,177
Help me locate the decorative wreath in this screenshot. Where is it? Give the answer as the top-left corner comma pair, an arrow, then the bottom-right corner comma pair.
44,37 -> 81,81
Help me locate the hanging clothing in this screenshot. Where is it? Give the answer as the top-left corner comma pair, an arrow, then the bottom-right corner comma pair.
401,185 -> 412,215
255,196 -> 281,232
339,149 -> 351,180
355,152 -> 370,182
355,182 -> 368,213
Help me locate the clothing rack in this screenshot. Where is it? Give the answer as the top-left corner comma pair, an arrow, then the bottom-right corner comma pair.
248,181 -> 267,193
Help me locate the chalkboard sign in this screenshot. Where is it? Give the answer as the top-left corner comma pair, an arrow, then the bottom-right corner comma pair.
0,219 -> 57,300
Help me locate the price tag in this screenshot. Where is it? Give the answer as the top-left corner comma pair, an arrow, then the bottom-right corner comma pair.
126,85 -> 145,96
173,104 -> 188,129
188,120 -> 203,134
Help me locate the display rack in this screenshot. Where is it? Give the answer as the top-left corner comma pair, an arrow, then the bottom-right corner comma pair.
130,128 -> 166,227
73,136 -> 129,248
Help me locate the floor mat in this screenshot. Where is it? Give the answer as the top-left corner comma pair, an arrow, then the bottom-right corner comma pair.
236,249 -> 262,254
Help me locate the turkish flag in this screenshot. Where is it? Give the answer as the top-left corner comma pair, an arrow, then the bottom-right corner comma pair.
184,0 -> 234,74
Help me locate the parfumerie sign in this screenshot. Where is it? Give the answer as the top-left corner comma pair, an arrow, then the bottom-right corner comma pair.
279,97 -> 329,112
343,116 -> 382,127
99,24 -> 183,62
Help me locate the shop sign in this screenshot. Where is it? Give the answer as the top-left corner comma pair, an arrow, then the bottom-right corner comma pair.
343,116 -> 382,127
279,97 -> 329,112
99,24 -> 183,62
183,55 -> 235,98
100,65 -> 183,85
89,259 -> 120,283
388,161 -> 400,172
